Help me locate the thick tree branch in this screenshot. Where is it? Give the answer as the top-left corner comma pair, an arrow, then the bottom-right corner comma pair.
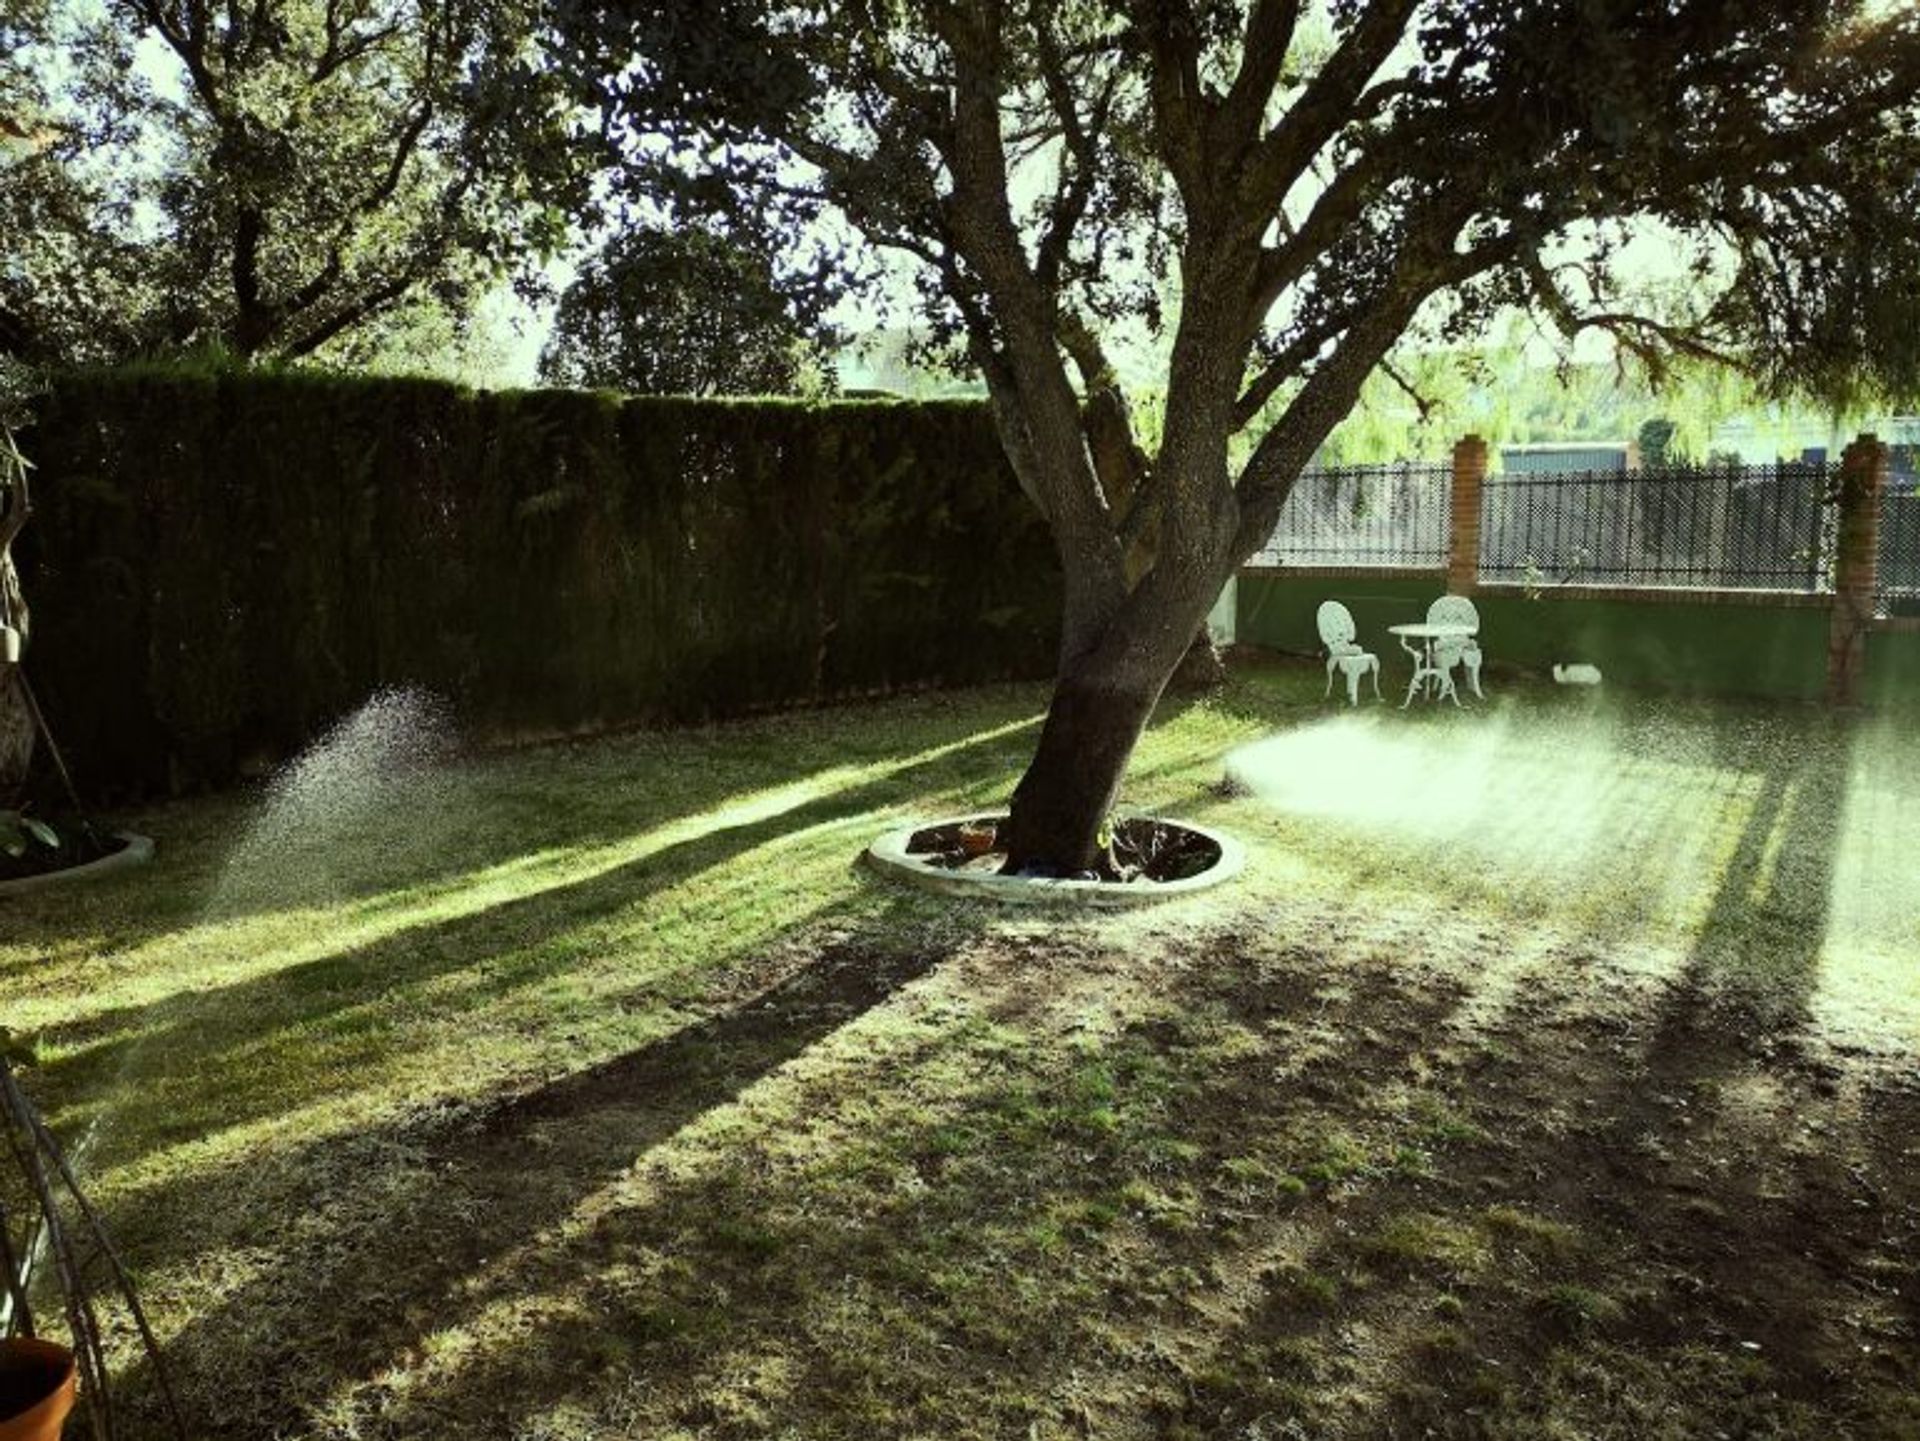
127,0 -> 225,117
940,7 -> 1129,617
1214,0 -> 1301,160
1031,14 -> 1116,292
1238,0 -> 1418,224
1133,0 -> 1207,205
1232,315 -> 1349,429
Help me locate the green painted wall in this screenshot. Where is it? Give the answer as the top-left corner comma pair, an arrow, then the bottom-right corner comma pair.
1238,572 -> 1844,703
1471,591 -> 1831,701
1865,629 -> 1920,710
1237,573 -> 1442,657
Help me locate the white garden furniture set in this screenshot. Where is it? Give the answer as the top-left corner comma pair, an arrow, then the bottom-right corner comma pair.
1316,596 -> 1485,708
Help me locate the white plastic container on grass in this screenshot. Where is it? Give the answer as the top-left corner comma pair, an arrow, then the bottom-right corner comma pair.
1552,663 -> 1603,686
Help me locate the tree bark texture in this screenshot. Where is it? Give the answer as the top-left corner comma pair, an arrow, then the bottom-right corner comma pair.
0,444 -> 31,804
1001,551 -> 1230,874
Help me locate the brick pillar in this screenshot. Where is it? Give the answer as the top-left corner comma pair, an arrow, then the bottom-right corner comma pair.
1449,434 -> 1488,594
1827,433 -> 1888,707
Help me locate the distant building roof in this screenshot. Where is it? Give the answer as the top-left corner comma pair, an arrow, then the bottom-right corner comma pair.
1498,442 -> 1636,474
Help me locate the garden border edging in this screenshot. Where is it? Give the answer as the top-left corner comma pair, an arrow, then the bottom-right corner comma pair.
0,833 -> 154,898
865,813 -> 1244,907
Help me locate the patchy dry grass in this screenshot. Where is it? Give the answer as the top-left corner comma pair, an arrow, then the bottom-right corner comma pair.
4,657 -> 1919,1439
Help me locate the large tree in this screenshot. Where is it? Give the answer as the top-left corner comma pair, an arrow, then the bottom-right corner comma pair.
594,2 -> 1920,872
1,0 -> 580,365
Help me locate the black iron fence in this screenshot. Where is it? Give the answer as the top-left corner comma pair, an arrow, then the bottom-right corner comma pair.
1881,481 -> 1920,617
1477,461 -> 1839,592
1251,461 -> 1451,568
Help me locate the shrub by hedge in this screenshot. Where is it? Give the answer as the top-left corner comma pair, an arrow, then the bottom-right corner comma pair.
19,368 -> 1060,798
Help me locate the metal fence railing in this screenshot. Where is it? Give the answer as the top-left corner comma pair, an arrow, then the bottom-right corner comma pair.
1251,461 -> 1450,568
1477,461 -> 1839,592
1879,480 -> 1920,617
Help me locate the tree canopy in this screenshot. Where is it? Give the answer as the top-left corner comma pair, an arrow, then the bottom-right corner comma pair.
1,0 -> 581,365
539,226 -> 831,395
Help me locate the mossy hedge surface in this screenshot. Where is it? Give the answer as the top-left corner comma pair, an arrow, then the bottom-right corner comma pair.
20,370 -> 1058,797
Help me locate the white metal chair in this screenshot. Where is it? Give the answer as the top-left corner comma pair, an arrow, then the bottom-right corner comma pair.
1315,600 -> 1381,706
1426,594 -> 1484,698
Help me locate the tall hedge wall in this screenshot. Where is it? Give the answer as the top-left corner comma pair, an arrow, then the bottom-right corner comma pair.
19,370 -> 1060,799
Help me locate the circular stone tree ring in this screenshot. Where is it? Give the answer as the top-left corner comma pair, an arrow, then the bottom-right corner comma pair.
865,813 -> 1244,907
0,832 -> 154,899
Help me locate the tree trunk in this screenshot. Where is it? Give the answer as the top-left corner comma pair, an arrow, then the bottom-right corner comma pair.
0,675 -> 29,807
1002,566 -> 1228,875
0,433 -> 31,804
1002,661 -> 1166,875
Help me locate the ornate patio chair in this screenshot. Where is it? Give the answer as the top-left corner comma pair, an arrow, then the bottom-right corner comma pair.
1426,594 -> 1484,698
1315,600 -> 1381,706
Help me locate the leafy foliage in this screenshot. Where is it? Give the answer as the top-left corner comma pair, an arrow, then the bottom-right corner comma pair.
1,0 -> 584,364
540,227 -> 832,396
556,1 -> 1920,564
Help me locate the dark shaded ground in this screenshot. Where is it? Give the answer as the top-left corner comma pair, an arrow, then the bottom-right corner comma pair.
6,664 -> 1916,1439
106,911 -> 1920,1440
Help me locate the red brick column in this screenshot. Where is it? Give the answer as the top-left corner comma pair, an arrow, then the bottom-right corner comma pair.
1827,434 -> 1888,707
1449,434 -> 1488,594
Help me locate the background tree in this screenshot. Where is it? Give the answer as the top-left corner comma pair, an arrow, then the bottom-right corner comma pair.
0,1 -> 154,363
559,1 -> 1920,875
0,377 -> 31,801
0,0 -> 581,366
540,226 -> 832,395
1638,416 -> 1679,468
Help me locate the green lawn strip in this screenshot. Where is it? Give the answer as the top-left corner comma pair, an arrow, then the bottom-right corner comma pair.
1,658 -> 1916,1439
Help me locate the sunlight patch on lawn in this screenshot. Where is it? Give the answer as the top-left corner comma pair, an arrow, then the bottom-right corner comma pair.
1815,723 -> 1920,1053
1222,701 -> 1762,937
7,713 -> 1041,1037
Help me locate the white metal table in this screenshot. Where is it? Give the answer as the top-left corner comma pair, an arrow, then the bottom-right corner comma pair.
1388,621 -> 1478,708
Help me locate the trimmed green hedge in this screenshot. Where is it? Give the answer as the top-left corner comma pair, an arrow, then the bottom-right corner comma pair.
20,370 -> 1059,798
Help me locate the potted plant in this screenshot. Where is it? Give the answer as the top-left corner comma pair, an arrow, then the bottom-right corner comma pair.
0,1337 -> 76,1441
0,1032 -> 188,1440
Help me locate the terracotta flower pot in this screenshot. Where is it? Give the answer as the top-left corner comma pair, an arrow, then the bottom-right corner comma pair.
0,1338 -> 76,1441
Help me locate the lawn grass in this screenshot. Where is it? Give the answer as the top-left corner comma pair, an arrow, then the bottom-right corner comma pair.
4,655 -> 1919,1439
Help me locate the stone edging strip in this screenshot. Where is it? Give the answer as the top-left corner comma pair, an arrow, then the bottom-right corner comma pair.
0,832 -> 154,898
864,814 -> 1245,908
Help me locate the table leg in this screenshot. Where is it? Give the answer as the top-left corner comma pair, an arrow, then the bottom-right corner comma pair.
1398,636 -> 1426,708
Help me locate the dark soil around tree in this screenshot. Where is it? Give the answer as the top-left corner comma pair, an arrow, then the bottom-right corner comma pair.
908,814 -> 1223,883
0,816 -> 123,884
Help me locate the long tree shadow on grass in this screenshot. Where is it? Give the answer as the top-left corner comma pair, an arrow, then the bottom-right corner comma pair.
145,922 -> 1476,1440
276,901 -> 1920,1441
0,685 -> 1048,960
31,711 -> 1039,1170
98,753 -> 1920,1441
1652,707 -> 1853,1048
108,894 -> 989,1439
325,711 -> 1913,1441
